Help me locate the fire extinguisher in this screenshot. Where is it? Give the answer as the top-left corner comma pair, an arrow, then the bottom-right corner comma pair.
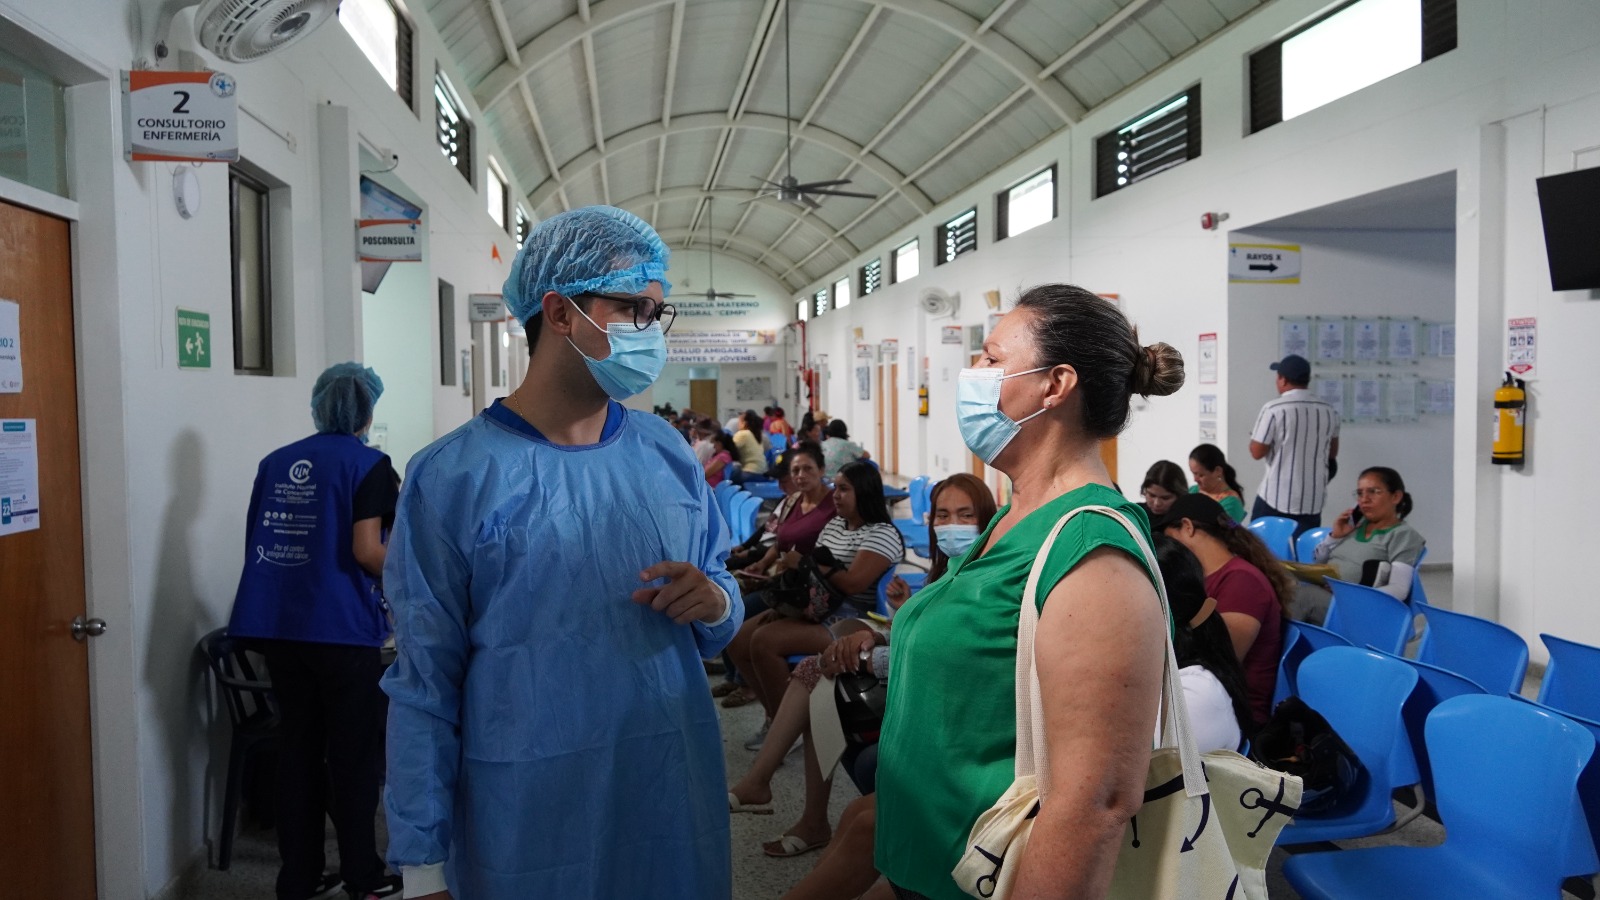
918,384 -> 929,417
1492,372 -> 1526,466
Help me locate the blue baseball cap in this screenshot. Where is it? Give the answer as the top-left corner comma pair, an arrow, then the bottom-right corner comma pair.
1270,354 -> 1311,384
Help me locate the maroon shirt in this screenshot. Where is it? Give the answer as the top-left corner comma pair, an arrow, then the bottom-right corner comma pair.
1206,556 -> 1283,725
773,490 -> 836,555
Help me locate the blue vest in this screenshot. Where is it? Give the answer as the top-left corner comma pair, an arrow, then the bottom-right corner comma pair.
228,432 -> 389,646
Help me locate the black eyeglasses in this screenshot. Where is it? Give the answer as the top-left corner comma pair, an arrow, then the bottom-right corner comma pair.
582,292 -> 677,334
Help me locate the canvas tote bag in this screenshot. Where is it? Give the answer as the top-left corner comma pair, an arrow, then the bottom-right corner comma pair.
952,505 -> 1302,900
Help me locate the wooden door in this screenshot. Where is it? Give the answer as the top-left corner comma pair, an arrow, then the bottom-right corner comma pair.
689,379 -> 717,417
0,200 -> 97,899
1100,438 -> 1118,485
889,362 -> 899,475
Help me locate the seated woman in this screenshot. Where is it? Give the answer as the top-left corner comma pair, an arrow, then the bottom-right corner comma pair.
1138,459 -> 1188,518
723,457 -> 795,573
724,462 -> 904,746
703,431 -> 737,487
1152,533 -> 1255,754
820,419 -> 870,475
731,410 -> 771,484
728,474 -> 995,877
1311,466 -> 1425,600
720,445 -> 836,709
1189,442 -> 1248,523
1152,493 -> 1293,727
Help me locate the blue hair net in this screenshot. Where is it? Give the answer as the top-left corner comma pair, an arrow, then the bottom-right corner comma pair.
311,362 -> 384,435
501,205 -> 672,326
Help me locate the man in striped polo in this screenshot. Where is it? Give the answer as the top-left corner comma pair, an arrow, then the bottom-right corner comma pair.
1248,353 -> 1339,537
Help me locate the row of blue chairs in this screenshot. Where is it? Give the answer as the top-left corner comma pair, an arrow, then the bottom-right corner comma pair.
891,476 -> 935,556
1278,651 -> 1595,899
712,481 -> 762,545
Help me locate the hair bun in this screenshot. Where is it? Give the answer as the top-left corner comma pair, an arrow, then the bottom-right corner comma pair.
1132,342 -> 1185,397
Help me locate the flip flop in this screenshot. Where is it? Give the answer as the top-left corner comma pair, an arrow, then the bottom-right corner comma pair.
762,833 -> 830,858
729,791 -> 774,815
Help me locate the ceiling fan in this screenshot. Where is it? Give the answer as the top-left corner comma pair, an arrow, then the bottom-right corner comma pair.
688,199 -> 757,303
749,0 -> 878,209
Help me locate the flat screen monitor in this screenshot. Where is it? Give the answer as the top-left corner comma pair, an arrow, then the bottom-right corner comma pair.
360,176 -> 424,294
1535,166 -> 1600,291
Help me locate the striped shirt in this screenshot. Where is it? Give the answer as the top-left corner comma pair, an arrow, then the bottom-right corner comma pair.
816,517 -> 905,609
1251,389 -> 1340,515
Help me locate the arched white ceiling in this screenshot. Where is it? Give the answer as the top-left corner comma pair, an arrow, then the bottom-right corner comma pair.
425,0 -> 1267,289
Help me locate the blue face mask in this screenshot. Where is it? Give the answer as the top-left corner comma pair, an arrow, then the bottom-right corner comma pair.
956,366 -> 1049,464
935,523 -> 980,559
568,302 -> 667,400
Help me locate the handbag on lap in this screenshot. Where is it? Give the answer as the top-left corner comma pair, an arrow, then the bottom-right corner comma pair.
951,505 -> 1303,900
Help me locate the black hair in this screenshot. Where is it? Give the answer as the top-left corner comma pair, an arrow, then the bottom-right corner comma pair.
1153,534 -> 1254,736
741,410 -> 763,433
1141,460 -> 1188,498
1174,504 -> 1296,617
1013,284 -> 1184,439
924,474 -> 998,583
1189,443 -> 1244,497
1360,466 -> 1414,518
712,431 -> 737,457
787,442 -> 825,472
837,461 -> 894,526
825,419 -> 850,439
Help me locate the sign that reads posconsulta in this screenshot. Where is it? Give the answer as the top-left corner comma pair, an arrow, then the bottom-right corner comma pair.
122,70 -> 238,163
357,219 -> 424,263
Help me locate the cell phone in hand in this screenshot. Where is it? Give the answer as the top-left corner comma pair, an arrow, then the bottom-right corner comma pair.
1350,507 -> 1364,525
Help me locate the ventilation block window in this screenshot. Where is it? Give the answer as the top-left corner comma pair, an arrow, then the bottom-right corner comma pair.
892,238 -> 919,284
230,168 -> 273,375
1249,0 -> 1456,133
339,0 -> 413,107
1095,86 -> 1200,198
997,166 -> 1056,239
435,72 -> 473,185
813,288 -> 830,318
515,208 -> 530,249
937,208 -> 977,265
859,257 -> 882,296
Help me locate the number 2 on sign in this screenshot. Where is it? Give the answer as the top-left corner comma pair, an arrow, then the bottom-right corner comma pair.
172,91 -> 191,114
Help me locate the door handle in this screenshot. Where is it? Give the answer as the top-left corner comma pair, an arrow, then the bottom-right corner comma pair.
71,616 -> 108,642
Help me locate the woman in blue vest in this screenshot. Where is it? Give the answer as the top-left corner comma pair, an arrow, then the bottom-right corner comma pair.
228,362 -> 402,900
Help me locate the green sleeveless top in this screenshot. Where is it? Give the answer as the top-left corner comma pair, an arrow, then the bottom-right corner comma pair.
873,483 -> 1158,899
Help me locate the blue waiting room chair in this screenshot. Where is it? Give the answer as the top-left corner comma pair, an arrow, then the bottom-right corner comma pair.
1295,526 -> 1332,563
1539,633 -> 1600,723
1246,515 -> 1297,561
1510,694 -> 1600,880
1413,603 -> 1529,696
1369,648 -> 1487,806
1276,646 -> 1420,846
1285,694 -> 1597,900
1324,579 -> 1413,657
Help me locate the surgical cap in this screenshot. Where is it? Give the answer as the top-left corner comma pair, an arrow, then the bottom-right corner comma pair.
501,205 -> 672,327
311,362 -> 384,435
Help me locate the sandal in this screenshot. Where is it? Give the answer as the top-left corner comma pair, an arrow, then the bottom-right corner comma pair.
728,791 -> 774,815
720,690 -> 757,708
711,681 -> 741,698
762,833 -> 830,858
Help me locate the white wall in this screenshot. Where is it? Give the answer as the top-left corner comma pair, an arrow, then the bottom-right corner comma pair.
1227,228 -> 1456,562
0,0 -> 530,895
792,0 -> 1600,663
361,221 -> 436,472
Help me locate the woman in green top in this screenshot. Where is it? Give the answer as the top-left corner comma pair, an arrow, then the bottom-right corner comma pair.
875,285 -> 1185,900
1189,442 -> 1248,523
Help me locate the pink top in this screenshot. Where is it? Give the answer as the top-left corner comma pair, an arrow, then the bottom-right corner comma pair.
705,451 -> 733,487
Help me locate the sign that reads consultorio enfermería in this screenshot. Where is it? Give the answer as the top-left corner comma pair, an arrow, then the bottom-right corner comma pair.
122,70 -> 238,162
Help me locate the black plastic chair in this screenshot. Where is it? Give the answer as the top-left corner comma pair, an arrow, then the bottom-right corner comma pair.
200,628 -> 279,870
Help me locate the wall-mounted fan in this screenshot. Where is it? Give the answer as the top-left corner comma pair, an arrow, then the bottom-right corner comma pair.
919,287 -> 959,318
688,199 -> 757,303
143,0 -> 339,65
748,0 -> 877,209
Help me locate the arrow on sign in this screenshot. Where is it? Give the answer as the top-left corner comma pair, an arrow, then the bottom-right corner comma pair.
1248,263 -> 1279,273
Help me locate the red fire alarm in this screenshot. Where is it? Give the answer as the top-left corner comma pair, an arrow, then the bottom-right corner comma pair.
1200,211 -> 1230,230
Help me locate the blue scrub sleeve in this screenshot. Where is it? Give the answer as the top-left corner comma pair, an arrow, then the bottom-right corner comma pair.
690,473 -> 744,657
381,481 -> 473,872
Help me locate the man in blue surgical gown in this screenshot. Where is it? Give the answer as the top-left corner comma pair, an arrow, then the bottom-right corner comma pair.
381,206 -> 743,900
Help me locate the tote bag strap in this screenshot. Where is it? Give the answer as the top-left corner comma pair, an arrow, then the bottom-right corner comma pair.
1016,505 -> 1207,802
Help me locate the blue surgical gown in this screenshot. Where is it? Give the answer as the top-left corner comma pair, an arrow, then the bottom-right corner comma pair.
381,401 -> 743,899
